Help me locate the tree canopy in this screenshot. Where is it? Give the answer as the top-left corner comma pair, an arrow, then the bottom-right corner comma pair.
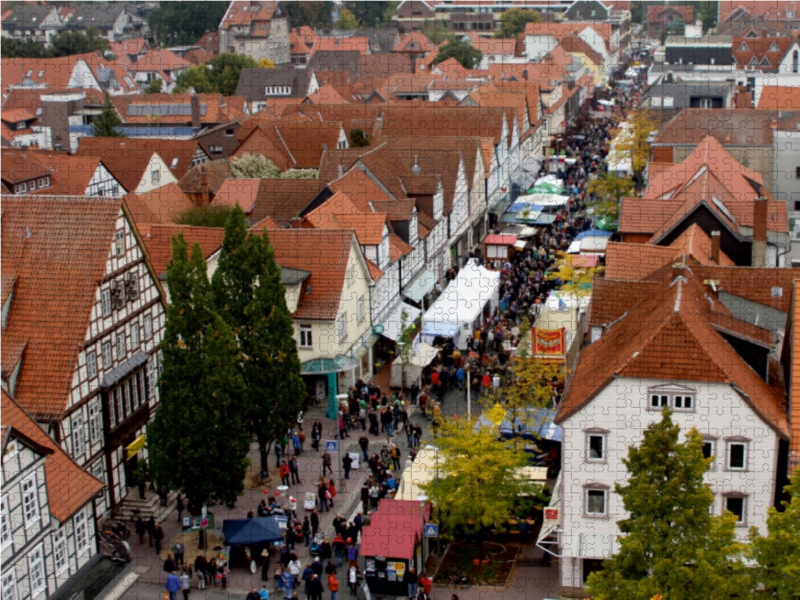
147,235 -> 251,512
335,7 -> 361,30
173,205 -> 232,228
342,1 -> 398,27
147,1 -> 228,47
586,409 -> 750,600
587,173 -> 634,230
230,154 -> 282,179
421,416 -> 547,538
283,2 -> 334,30
1,28 -> 109,58
495,8 -> 542,38
144,78 -> 164,94
173,53 -> 258,96
211,206 -> 306,478
92,94 -> 126,138
349,128 -> 372,148
748,471 -> 800,599
434,37 -> 483,70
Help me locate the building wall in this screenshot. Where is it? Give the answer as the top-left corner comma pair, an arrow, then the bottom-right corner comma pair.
559,376 -> 780,590
136,153 -> 179,194
60,208 -> 165,510
86,164 -> 125,196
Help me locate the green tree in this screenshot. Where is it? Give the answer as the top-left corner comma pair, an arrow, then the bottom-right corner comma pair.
49,27 -> 110,56
586,409 -> 750,600
211,206 -> 306,479
283,1 -> 334,29
495,8 -> 542,38
173,205 -> 232,227
0,37 -> 48,58
661,22 -> 685,44
587,173 -> 634,231
343,1 -> 391,27
147,235 -> 251,513
422,21 -> 454,44
349,128 -> 372,148
148,1 -> 228,47
173,65 -> 217,94
231,153 -> 282,179
335,7 -> 361,29
257,58 -> 276,68
144,78 -> 163,94
434,36 -> 483,69
748,471 -> 800,599
421,416 -> 547,555
92,94 -> 126,137
280,169 -> 318,179
209,53 -> 257,96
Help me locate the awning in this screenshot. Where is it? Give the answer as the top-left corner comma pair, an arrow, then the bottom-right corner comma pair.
421,322 -> 460,339
403,269 -> 436,303
513,240 -> 528,250
223,517 -> 284,547
381,302 -> 421,342
126,435 -> 146,460
300,356 -> 360,375
522,157 -> 542,173
395,341 -> 439,368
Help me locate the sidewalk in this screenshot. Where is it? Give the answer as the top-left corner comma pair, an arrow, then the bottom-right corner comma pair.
120,397 -> 437,600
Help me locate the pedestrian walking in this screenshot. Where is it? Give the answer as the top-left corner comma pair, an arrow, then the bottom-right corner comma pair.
308,574 -> 323,600
134,515 -> 146,544
280,460 -> 291,487
312,420 -> 323,451
346,539 -> 359,568
327,572 -> 339,600
342,453 -> 353,480
405,568 -> 418,600
165,572 -> 181,600
358,434 -> 369,461
176,494 -> 185,525
289,457 -> 302,485
181,571 -> 191,600
348,566 -> 360,596
322,452 -> 333,477
146,515 -> 155,547
172,538 -> 185,567
153,523 -> 165,555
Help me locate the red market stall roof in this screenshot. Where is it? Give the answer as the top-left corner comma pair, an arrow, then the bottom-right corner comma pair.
566,254 -> 600,268
362,513 -> 421,560
379,500 -> 432,520
484,234 -> 518,246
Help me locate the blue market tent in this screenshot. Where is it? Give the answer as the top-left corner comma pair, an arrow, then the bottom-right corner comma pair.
223,517 -> 284,546
574,229 -> 613,241
475,408 -> 562,442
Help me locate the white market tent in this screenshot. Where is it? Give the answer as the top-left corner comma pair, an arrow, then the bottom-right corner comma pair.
514,193 -> 570,208
535,174 -> 564,189
395,446 -> 442,501
420,260 -> 501,349
390,340 -> 440,388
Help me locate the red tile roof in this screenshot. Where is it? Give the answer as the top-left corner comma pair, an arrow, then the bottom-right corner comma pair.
266,229 -> 357,320
394,31 -> 434,54
137,223 -> 226,277
733,36 -> 796,70
220,1 -> 282,30
127,48 -> 190,75
313,37 -> 370,55
2,196 -> 123,420
1,53 -> 138,94
247,179 -> 327,227
719,1 -> 800,22
124,183 -> 196,225
648,4 -> 694,22
0,151 -> 52,184
215,178 -> 261,213
654,109 -> 776,146
33,155 -> 112,196
789,279 -> 800,473
1,108 -> 35,123
559,269 -> 789,437
2,391 -> 104,522
757,85 -> 800,109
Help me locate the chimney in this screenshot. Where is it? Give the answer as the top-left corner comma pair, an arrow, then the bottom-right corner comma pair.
337,155 -> 344,179
190,93 -> 201,129
710,230 -> 720,264
200,164 -> 210,205
290,217 -> 303,228
752,196 -> 768,267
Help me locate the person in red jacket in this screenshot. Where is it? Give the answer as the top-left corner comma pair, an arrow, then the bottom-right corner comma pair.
279,461 -> 291,487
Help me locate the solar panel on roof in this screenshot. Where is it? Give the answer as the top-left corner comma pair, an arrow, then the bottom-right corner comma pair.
127,104 -> 208,117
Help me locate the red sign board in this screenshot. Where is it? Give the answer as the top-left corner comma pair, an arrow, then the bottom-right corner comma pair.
531,327 -> 566,355
544,508 -> 559,523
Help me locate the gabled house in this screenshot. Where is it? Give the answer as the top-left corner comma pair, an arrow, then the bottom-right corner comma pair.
61,3 -> 147,42
126,49 -> 191,92
76,137 -> 210,195
647,4 -> 694,39
213,178 -> 326,226
232,120 -> 348,170
0,109 -> 50,149
218,0 -> 290,64
393,0 -> 435,32
235,65 -> 319,111
543,264 -> 789,597
2,195 -> 167,511
620,135 -> 789,266
1,152 -> 57,195
1,4 -> 63,45
2,391 -> 104,600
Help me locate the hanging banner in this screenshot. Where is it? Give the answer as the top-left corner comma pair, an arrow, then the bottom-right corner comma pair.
531,327 -> 566,355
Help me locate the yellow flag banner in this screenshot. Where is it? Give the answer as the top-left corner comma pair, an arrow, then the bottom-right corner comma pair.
531,327 -> 566,355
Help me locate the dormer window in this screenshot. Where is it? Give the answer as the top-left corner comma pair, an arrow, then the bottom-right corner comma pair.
761,56 -> 771,66
170,157 -> 179,169
769,42 -> 780,52
739,42 -> 749,51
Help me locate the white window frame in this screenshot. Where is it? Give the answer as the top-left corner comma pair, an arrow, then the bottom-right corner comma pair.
151,169 -> 160,184
113,229 -> 125,256
86,350 -> 98,380
725,495 -> 747,526
21,473 -> 40,528
27,545 -> 46,596
650,394 -> 670,409
101,289 -> 112,316
356,296 -> 365,323
89,403 -> 101,444
584,488 -> 607,517
116,331 -> 126,359
143,314 -> 153,339
53,528 -> 68,575
672,394 -> 694,411
337,313 -> 347,342
2,569 -> 17,600
299,324 -> 313,349
91,460 -> 104,483
130,320 -> 140,348
702,439 -> 716,468
586,434 -> 606,462
72,415 -> 85,457
726,441 -> 748,471
102,341 -> 112,369
0,495 -> 11,551
74,508 -> 90,556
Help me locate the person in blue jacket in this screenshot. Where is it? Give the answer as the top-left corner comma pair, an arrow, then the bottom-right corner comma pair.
165,572 -> 181,600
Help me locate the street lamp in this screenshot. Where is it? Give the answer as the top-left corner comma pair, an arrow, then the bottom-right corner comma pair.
336,393 -> 349,493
